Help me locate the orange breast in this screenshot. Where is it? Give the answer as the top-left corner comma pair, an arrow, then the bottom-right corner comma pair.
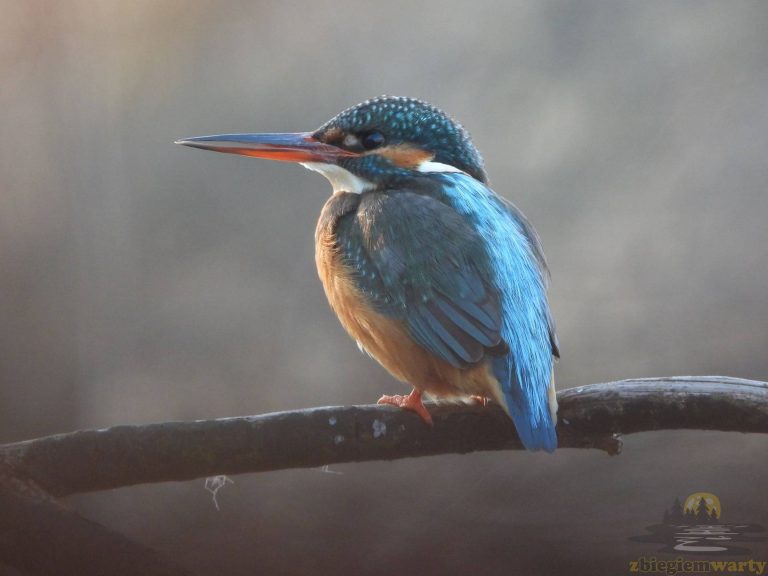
314,198 -> 503,403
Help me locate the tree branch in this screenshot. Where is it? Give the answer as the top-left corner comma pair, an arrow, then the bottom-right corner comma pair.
1,376 -> 766,576
1,376 -> 766,499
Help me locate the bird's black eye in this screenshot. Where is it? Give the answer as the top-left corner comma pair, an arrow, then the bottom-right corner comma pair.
361,130 -> 386,150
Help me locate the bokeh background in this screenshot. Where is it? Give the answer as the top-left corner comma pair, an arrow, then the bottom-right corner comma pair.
2,1 -> 767,574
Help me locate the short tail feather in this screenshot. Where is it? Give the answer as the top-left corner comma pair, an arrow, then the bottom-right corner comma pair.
493,358 -> 558,452
507,402 -> 557,452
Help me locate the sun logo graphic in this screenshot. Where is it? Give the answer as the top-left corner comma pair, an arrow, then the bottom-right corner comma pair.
630,491 -> 766,555
682,492 -> 721,522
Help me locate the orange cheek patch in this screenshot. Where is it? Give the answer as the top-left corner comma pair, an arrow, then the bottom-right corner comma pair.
374,145 -> 434,169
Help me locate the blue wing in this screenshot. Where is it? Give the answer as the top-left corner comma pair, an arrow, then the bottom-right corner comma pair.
335,191 -> 504,368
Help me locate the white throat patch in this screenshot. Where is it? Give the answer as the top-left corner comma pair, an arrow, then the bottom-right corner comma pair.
301,162 -> 373,194
416,160 -> 464,174
301,159 -> 465,194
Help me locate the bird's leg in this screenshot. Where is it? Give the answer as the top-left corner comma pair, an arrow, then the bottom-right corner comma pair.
377,388 -> 433,425
469,395 -> 490,407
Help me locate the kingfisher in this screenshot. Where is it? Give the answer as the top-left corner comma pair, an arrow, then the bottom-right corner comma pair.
177,96 -> 560,451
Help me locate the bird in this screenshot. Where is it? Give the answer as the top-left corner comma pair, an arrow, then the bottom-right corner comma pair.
176,96 -> 560,451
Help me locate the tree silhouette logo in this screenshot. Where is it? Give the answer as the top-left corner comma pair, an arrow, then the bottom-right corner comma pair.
662,492 -> 722,525
631,492 -> 766,555
682,493 -> 720,521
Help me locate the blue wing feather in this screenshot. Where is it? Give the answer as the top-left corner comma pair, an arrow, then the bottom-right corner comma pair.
408,306 -> 465,366
433,297 -> 498,347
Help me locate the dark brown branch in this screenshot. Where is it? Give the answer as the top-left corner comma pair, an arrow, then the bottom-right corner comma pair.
0,466 -> 192,576
1,376 -> 766,499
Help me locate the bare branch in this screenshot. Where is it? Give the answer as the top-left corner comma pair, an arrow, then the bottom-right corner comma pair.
1,376 -> 766,499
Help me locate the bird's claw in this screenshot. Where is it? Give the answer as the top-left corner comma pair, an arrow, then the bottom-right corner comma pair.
377,389 -> 433,425
469,395 -> 490,407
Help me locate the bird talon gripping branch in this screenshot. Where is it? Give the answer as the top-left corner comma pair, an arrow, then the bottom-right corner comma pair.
377,389 -> 433,426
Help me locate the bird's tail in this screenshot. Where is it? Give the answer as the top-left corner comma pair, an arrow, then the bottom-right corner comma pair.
509,403 -> 557,452
493,360 -> 558,452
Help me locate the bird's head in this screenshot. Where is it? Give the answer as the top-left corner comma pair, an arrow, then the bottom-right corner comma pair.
176,96 -> 487,193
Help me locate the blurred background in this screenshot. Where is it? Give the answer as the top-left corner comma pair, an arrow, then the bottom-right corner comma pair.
2,0 -> 767,574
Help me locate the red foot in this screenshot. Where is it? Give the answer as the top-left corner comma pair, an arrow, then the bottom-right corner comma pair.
469,395 -> 490,407
377,388 -> 433,425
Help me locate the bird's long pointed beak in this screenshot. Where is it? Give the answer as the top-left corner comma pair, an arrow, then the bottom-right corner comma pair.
174,132 -> 356,163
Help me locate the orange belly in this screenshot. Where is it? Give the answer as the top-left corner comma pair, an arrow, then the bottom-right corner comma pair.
315,222 -> 503,404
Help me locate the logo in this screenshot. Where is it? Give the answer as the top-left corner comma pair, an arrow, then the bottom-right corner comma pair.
629,492 -> 767,575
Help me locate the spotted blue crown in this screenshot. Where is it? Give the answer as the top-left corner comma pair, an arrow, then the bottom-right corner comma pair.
314,96 -> 488,184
